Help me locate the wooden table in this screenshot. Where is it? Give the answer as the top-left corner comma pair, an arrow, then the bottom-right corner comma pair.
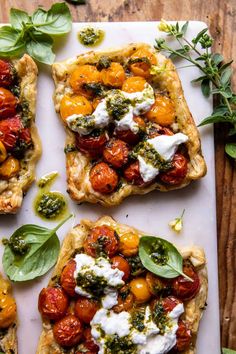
1,0 -> 236,350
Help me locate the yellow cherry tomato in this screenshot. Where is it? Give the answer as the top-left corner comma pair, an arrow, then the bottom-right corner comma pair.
129,277 -> 152,303
0,156 -> 20,179
130,48 -> 157,78
119,232 -> 140,256
145,94 -> 175,126
101,62 -> 126,88
0,277 -> 17,329
122,76 -> 147,93
0,141 -> 7,163
69,65 -> 101,97
60,95 -> 93,120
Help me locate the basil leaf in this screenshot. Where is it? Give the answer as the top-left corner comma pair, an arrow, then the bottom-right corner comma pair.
225,143 -> 236,159
139,236 -> 192,280
198,115 -> 233,127
32,3 -> 72,35
0,26 -> 24,57
10,8 -> 31,30
2,214 -> 72,281
26,31 -> 55,64
222,349 -> 236,354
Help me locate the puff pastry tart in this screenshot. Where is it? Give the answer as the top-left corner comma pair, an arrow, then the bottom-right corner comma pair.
0,55 -> 41,213
52,43 -> 206,207
37,216 -> 208,354
0,273 -> 18,354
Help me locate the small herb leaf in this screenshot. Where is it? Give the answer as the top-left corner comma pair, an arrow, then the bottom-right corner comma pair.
225,143 -> 236,159
222,349 -> 236,354
201,78 -> 211,97
220,67 -> 232,87
26,31 -> 55,65
10,8 -> 31,30
198,115 -> 233,127
212,53 -> 224,66
0,26 -> 24,57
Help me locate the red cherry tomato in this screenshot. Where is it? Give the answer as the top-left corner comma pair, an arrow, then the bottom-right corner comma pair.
103,138 -> 129,168
0,60 -> 13,87
172,263 -> 200,301
53,314 -> 83,347
147,126 -> 174,139
0,88 -> 17,119
38,287 -> 69,321
76,131 -> 108,158
115,117 -> 145,145
90,162 -> 119,194
75,297 -> 100,324
0,116 -> 22,150
60,260 -> 77,297
113,285 -> 134,313
159,153 -> 188,185
83,327 -> 99,352
111,255 -> 130,281
175,320 -> 192,351
123,161 -> 145,185
83,225 -> 119,258
160,296 -> 182,313
19,128 -> 31,144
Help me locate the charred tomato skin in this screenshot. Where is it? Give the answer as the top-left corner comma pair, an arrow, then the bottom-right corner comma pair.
0,88 -> 17,119
53,314 -> 83,347
159,153 -> 188,185
76,131 -> 108,158
175,320 -> 192,351
111,255 -> 131,281
90,162 -> 119,194
83,327 -> 99,352
60,259 -> 77,297
0,60 -> 13,87
123,160 -> 145,186
103,138 -> 129,168
74,297 -> 100,324
38,287 -> 69,321
172,263 -> 200,301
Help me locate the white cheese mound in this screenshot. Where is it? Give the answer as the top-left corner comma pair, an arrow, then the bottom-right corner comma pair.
124,83 -> 155,116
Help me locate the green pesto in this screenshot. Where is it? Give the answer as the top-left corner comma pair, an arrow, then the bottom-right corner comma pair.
3,234 -> 29,256
97,56 -> 111,70
78,27 -> 105,47
126,254 -> 145,276
34,192 -> 67,220
131,310 -> 145,332
152,303 -> 169,334
150,239 -> 169,266
106,92 -> 131,120
64,144 -> 77,154
76,271 -> 107,298
105,334 -> 137,354
38,171 -> 58,188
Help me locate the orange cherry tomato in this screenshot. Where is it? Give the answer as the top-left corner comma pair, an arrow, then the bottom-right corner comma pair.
75,297 -> 100,324
145,95 -> 175,126
130,48 -> 157,78
0,292 -> 17,329
113,285 -> 134,313
122,76 -> 146,93
103,138 -> 129,168
38,287 -> 69,321
60,259 -> 77,297
76,131 -> 108,158
146,272 -> 170,296
175,320 -> 192,352
115,116 -> 145,145
0,59 -> 13,87
119,232 -> 140,257
53,314 -> 83,347
101,62 -> 126,88
90,162 -> 119,194
84,225 -> 119,258
172,263 -> 200,301
159,153 -> 188,185
129,277 -> 152,303
69,65 -> 101,97
60,95 -> 93,121
123,161 -> 145,186
111,255 -> 131,281
0,88 -> 17,119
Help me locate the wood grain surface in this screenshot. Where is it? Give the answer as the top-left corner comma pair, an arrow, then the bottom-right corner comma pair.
0,0 -> 235,350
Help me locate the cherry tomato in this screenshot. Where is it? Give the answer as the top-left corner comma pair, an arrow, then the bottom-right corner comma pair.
119,232 -> 140,257
53,314 -> 83,347
101,62 -> 126,88
103,138 -> 129,168
147,126 -> 174,139
19,127 -> 31,144
69,65 -> 101,98
75,297 -> 100,324
159,296 -> 182,313
159,153 -> 188,185
90,162 -> 119,194
175,320 -> 192,351
0,292 -> 17,329
113,285 -> 134,313
145,95 -> 175,126
0,116 -> 22,151
0,156 -> 20,179
111,255 -> 131,281
123,161 -> 145,186
0,59 -> 13,87
38,287 -> 69,321
115,116 -> 145,145
60,259 -> 77,297
146,272 -> 170,296
60,95 -> 93,121
122,76 -> 146,93
130,48 -> 157,78
0,88 -> 17,119
76,131 -> 108,158
83,225 -> 119,258
172,263 -> 200,301
129,277 -> 152,303
83,327 -> 99,352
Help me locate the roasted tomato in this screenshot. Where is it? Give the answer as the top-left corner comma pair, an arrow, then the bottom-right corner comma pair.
175,320 -> 192,351
159,153 -> 188,185
111,255 -> 131,281
119,232 -> 140,257
130,48 -> 157,78
53,314 -> 82,347
146,272 -> 171,296
159,296 -> 182,313
60,95 -> 93,121
123,160 -> 144,186
75,297 -> 100,324
83,225 -> 119,258
90,162 -> 119,194
0,59 -> 13,87
0,88 -> 17,119
147,126 -> 174,139
113,285 -> 134,313
76,130 -> 108,158
130,277 -> 152,303
69,65 -> 101,98
103,138 -> 129,168
60,259 -> 77,297
0,156 -> 20,179
0,292 -> 17,329
172,263 -> 200,301
122,76 -> 146,93
145,95 -> 175,126
115,116 -> 145,145
0,141 -> 7,163
83,327 -> 99,352
101,62 -> 126,88
0,116 -> 22,150
38,287 -> 69,321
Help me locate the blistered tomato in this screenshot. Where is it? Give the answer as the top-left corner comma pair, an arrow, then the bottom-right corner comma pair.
69,65 -> 101,97
115,116 -> 145,145
0,292 -> 17,329
60,95 -> 93,120
113,285 -> 134,313
0,59 -> 13,87
119,231 -> 140,257
130,277 -> 152,303
60,259 -> 77,297
53,314 -> 82,347
0,116 -> 22,150
123,161 -> 145,186
101,62 -> 126,88
38,287 -> 69,320
90,162 -> 118,194
0,88 -> 17,119
145,95 -> 175,126
122,76 -> 146,93
75,297 -> 99,323
172,263 -> 200,301
103,138 -> 129,168
175,320 -> 192,351
159,153 -> 188,185
83,327 -> 99,352
111,255 -> 131,281
130,48 -> 157,78
76,131 -> 108,158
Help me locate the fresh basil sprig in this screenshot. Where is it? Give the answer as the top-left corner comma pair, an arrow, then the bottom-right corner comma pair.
2,214 -> 72,281
139,236 -> 192,281
155,20 -> 236,159
0,3 -> 72,64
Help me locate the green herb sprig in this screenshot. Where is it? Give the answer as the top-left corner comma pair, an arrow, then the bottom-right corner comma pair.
0,3 -> 72,64
223,349 -> 236,354
155,20 -> 236,159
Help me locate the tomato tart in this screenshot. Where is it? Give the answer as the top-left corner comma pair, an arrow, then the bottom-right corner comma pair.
0,273 -> 18,354
37,216 -> 208,354
0,55 -> 41,213
52,43 -> 206,206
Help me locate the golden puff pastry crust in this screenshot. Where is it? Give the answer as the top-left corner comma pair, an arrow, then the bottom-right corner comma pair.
52,43 -> 207,207
0,54 -> 41,214
37,215 -> 208,354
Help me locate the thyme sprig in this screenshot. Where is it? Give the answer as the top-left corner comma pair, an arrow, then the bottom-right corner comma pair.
155,20 -> 236,159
